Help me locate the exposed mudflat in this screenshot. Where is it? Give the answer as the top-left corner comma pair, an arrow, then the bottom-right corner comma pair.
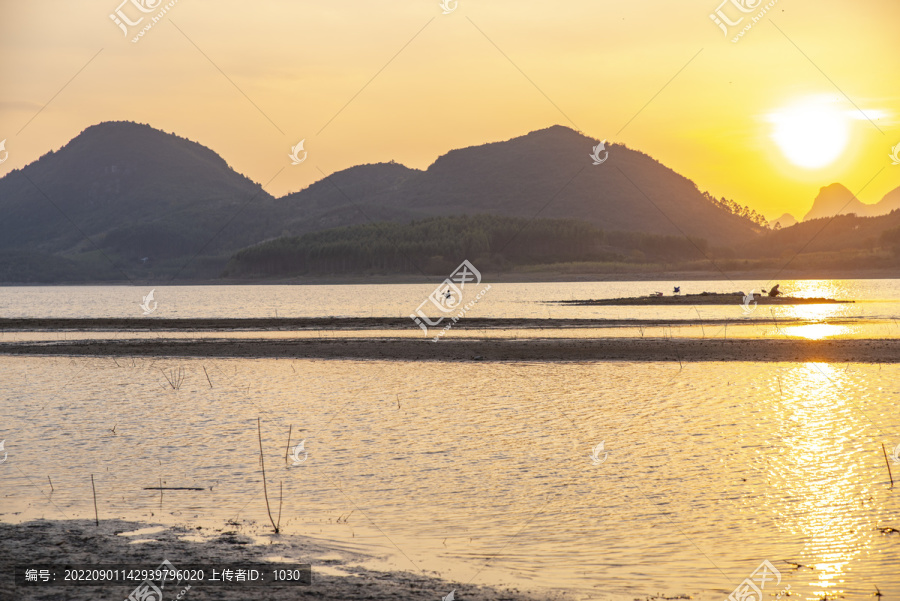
1,336 -> 899,362
0,316 -> 835,331
0,520 -> 560,600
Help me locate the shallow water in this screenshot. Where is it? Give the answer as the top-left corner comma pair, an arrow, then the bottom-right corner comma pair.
1,356 -> 898,599
1,279 -> 899,323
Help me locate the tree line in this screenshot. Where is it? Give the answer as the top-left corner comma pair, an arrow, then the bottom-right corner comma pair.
225,215 -> 710,276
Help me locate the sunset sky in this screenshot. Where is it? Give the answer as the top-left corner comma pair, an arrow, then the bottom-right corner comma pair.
1,0 -> 898,221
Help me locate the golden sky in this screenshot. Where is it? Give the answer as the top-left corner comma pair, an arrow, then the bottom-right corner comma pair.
1,0 -> 898,221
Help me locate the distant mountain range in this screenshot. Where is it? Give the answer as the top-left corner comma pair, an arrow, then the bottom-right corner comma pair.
802,183 -> 900,221
772,182 -> 900,227
771,213 -> 798,229
0,121 -> 896,282
282,125 -> 765,246
0,121 -> 770,281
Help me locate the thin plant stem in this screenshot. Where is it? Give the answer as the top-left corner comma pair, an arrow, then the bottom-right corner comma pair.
882,443 -> 894,488
257,417 -> 280,533
284,425 -> 292,465
91,474 -> 99,526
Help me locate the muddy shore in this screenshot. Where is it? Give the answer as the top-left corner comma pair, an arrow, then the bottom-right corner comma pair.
1,337 -> 899,362
0,520 -> 561,601
0,316 -> 840,331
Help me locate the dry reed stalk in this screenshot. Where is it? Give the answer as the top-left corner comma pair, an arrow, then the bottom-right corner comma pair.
284,425 -> 292,465
257,418 -> 280,533
882,443 -> 894,488
91,474 -> 99,526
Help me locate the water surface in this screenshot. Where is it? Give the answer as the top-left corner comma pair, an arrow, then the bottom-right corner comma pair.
2,356 -> 898,600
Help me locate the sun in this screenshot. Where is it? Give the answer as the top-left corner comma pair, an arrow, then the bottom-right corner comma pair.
768,98 -> 850,169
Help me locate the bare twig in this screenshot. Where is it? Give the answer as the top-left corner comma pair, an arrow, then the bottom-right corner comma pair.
257,418 -> 280,533
882,443 -> 894,488
91,474 -> 99,526
48,476 -> 54,493
277,481 -> 283,532
161,367 -> 185,390
284,424 -> 292,465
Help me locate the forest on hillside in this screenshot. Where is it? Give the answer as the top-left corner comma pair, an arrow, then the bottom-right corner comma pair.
224,215 -> 710,277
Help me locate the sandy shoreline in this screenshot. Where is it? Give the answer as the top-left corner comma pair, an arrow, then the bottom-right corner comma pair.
2,337 -> 900,362
0,520 -> 560,601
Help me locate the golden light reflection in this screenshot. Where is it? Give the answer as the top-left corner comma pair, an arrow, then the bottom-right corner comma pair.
780,280 -> 848,301
767,363 -> 872,599
780,323 -> 850,340
769,281 -> 858,334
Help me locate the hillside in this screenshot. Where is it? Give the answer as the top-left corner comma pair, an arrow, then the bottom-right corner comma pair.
279,126 -> 766,246
0,122 -> 776,282
803,182 -> 900,221
224,215 -> 712,277
732,208 -> 900,272
0,121 -> 288,281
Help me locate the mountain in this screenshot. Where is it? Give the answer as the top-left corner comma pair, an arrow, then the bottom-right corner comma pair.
771,213 -> 797,228
802,183 -> 900,221
880,185 -> 900,214
0,121 -> 292,280
739,210 -> 900,259
0,122 -> 768,282
279,126 -> 765,246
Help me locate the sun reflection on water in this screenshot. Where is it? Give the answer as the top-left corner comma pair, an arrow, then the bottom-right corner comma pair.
780,323 -> 851,340
766,362 -> 875,600
769,281 -> 860,330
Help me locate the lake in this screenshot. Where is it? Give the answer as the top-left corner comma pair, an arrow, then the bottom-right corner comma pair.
1,280 -> 899,599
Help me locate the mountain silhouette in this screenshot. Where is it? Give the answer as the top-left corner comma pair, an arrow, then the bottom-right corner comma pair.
281,125 -> 764,246
802,182 -> 900,221
772,213 -> 797,228
0,121 -> 769,281
0,121 -> 293,279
